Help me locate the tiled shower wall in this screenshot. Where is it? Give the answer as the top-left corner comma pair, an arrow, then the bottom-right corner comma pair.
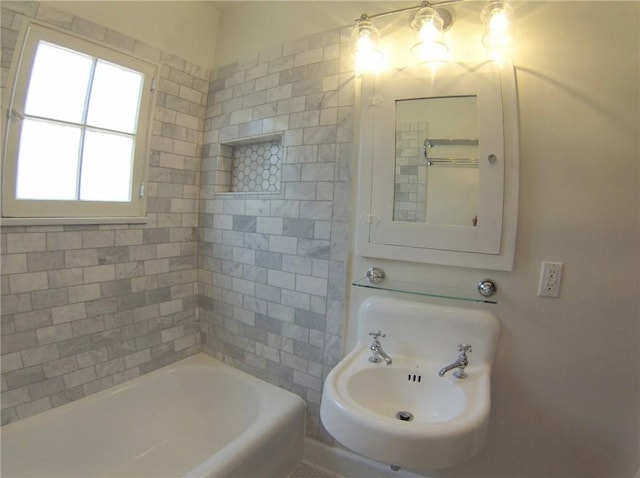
199,31 -> 354,439
395,122 -> 427,222
1,3 -> 205,424
1,2 -> 355,442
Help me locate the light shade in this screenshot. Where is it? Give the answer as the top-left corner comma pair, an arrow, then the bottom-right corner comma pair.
410,6 -> 449,63
352,14 -> 384,75
481,2 -> 515,51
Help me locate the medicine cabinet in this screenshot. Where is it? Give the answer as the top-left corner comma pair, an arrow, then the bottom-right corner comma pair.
356,62 -> 519,270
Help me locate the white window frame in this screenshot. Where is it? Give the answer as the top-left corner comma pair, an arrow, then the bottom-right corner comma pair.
2,23 -> 157,224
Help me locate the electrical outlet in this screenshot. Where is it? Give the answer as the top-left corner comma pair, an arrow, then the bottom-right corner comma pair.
537,261 -> 564,298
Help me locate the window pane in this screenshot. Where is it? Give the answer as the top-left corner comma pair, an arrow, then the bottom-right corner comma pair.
86,60 -> 143,134
16,119 -> 81,200
24,42 -> 93,123
80,130 -> 134,202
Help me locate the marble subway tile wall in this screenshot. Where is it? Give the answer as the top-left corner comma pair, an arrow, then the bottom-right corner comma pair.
394,122 -> 427,222
0,2 -> 205,424
199,30 -> 355,440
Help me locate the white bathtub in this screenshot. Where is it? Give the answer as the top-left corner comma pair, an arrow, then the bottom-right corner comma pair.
1,353 -> 306,478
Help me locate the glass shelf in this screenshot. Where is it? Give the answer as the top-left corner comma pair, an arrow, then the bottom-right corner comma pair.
352,277 -> 498,304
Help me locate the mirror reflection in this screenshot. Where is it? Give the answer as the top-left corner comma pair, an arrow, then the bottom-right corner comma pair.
393,96 -> 479,226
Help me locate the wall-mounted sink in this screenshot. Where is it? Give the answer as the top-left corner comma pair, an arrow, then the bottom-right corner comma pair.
345,366 -> 467,424
320,296 -> 500,471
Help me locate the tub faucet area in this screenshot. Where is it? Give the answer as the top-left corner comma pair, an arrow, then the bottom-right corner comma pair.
368,330 -> 392,365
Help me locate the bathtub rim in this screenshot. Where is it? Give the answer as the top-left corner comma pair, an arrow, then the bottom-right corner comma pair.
1,352 -> 306,478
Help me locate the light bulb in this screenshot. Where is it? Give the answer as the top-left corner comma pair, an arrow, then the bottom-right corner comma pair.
410,6 -> 449,63
489,9 -> 509,32
481,2 -> 515,51
419,19 -> 442,43
352,15 -> 384,75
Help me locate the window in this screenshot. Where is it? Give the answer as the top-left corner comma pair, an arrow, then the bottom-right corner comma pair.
2,24 -> 157,221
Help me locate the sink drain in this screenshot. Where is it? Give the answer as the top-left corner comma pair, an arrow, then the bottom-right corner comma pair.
396,411 -> 413,422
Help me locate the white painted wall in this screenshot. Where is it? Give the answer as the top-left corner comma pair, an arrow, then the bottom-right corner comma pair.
213,1 -> 348,67
33,1 -> 639,475
212,1 -> 426,68
349,2 -> 640,477
215,1 -> 639,476
48,1 -> 220,68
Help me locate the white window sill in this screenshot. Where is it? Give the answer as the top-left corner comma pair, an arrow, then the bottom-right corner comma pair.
1,216 -> 150,227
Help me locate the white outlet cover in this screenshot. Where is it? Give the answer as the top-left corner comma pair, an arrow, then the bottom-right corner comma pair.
538,261 -> 564,298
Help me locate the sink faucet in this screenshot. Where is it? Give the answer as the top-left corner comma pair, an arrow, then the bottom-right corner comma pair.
368,331 -> 392,365
438,344 -> 472,379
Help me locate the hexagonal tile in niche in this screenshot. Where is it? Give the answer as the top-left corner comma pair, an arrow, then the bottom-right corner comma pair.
222,135 -> 283,193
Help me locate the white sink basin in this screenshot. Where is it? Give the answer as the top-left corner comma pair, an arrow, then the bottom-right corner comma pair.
320,296 -> 500,471
346,365 -> 467,424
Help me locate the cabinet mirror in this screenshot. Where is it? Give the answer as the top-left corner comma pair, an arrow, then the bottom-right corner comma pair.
394,95 -> 479,226
356,63 -> 519,271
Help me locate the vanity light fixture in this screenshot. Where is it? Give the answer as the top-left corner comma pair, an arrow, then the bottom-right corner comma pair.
352,14 -> 385,75
352,0 -> 515,74
481,2 -> 516,51
410,5 -> 451,63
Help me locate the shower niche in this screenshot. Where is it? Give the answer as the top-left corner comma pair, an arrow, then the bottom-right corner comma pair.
215,133 -> 283,194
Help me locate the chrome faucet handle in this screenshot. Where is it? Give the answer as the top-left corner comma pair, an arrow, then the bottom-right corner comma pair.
439,344 -> 473,378
369,331 -> 386,340
454,344 -> 471,379
368,331 -> 392,365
